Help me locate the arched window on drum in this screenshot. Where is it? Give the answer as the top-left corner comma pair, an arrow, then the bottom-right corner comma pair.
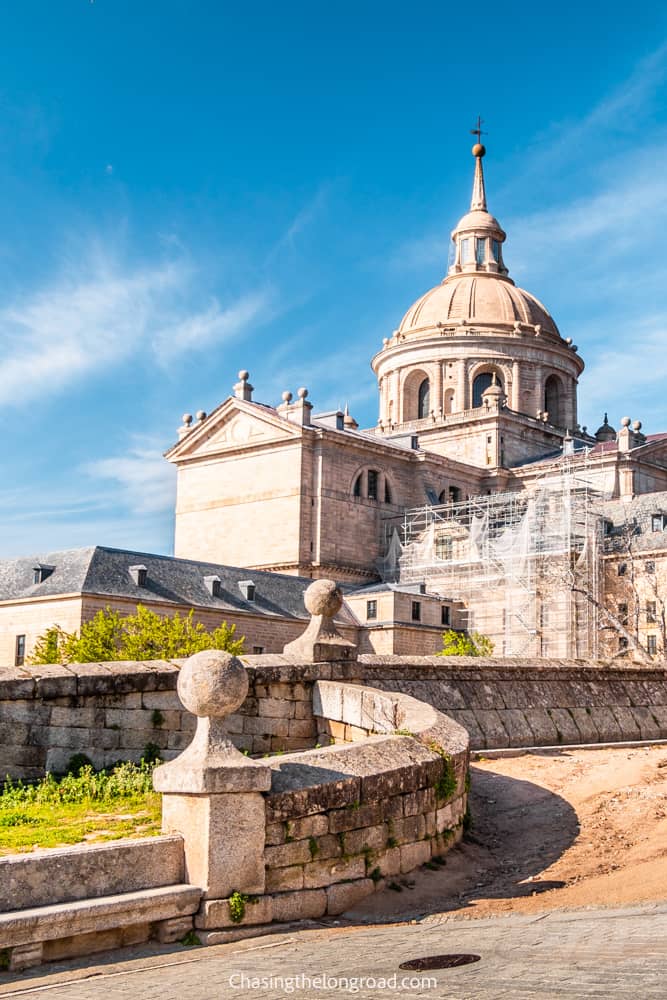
544,375 -> 563,426
417,378 -> 430,419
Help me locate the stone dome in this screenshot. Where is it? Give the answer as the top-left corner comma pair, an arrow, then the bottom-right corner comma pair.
453,209 -> 503,234
398,273 -> 560,337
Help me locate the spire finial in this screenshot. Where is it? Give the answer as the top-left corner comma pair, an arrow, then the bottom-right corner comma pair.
469,117 -> 487,211
470,115 -> 486,152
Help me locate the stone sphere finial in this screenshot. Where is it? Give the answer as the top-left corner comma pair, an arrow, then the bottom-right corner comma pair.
621,416 -> 631,427
297,386 -> 308,399
633,420 -> 642,431
177,649 -> 248,719
182,413 -> 193,426
304,578 -> 343,619
238,369 -> 249,381
282,390 -> 293,403
196,409 -> 207,422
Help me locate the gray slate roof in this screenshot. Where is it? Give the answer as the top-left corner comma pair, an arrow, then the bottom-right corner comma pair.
0,546 -> 354,621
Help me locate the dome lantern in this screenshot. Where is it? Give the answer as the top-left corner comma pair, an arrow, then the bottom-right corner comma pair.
448,134 -> 509,279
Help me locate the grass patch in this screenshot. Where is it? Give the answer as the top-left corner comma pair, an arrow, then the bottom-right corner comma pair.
0,761 -> 162,855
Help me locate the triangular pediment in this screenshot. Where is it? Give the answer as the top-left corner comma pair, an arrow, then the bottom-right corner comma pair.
166,398 -> 303,461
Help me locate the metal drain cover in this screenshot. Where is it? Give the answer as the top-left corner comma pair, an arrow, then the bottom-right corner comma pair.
399,954 -> 481,971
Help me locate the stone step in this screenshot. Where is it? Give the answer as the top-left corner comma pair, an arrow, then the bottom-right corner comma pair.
0,883 -> 202,952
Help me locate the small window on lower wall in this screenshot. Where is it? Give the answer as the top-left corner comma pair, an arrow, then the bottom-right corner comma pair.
252,645 -> 264,654
411,601 -> 421,622
15,634 -> 26,667
441,605 -> 450,626
647,635 -> 658,655
366,600 -> 377,620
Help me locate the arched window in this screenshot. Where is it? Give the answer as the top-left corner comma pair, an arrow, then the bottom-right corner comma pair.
384,479 -> 392,504
353,474 -> 362,497
544,375 -> 562,426
417,378 -> 430,419
472,371 -> 502,408
444,388 -> 455,414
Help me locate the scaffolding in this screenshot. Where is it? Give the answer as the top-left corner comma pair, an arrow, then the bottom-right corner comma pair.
379,465 -> 603,659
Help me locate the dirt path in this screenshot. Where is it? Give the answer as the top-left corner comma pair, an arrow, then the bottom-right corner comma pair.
347,743 -> 667,922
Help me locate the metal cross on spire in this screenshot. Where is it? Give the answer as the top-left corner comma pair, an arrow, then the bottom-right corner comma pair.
470,115 -> 486,145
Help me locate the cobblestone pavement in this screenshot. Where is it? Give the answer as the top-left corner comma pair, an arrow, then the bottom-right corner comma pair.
2,903 -> 667,999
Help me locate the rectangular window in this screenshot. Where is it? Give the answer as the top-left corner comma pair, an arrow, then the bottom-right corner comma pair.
603,520 -> 614,536
15,635 -> 26,667
618,603 -> 628,625
475,238 -> 486,265
460,238 -> 471,263
619,635 -> 628,652
647,635 -> 658,655
367,470 -> 378,500
411,601 -> 421,622
652,513 -> 667,532
647,601 -> 657,623
252,646 -> 264,654
366,600 -> 377,620
441,605 -> 450,626
618,562 -> 627,576
647,560 -> 656,574
492,239 -> 500,262
435,533 -> 453,560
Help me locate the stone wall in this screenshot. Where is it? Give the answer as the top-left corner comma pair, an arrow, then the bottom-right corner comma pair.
0,660 -> 190,780
0,656 -> 359,780
359,655 -> 667,749
3,654 -> 667,784
1,663 -> 469,968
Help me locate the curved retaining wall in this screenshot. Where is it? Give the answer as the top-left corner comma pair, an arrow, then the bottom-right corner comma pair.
192,677 -> 469,940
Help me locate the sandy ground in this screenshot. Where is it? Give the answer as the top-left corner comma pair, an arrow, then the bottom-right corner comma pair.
347,744 -> 667,922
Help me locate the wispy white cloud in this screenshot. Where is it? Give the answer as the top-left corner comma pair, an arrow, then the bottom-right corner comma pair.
521,41 -> 667,177
83,436 -> 176,515
266,183 -> 334,262
0,243 -> 273,407
152,289 -> 273,362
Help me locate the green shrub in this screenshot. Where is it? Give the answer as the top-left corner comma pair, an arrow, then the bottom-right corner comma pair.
437,629 -> 493,657
29,605 -> 245,665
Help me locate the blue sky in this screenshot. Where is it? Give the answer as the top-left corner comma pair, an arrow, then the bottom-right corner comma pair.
1,1 -> 667,558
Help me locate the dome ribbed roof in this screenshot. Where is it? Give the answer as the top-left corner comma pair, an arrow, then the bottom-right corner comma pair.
398,273 -> 559,337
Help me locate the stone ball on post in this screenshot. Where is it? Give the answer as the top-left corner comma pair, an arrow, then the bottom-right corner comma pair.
304,579 -> 343,619
177,649 -> 248,719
